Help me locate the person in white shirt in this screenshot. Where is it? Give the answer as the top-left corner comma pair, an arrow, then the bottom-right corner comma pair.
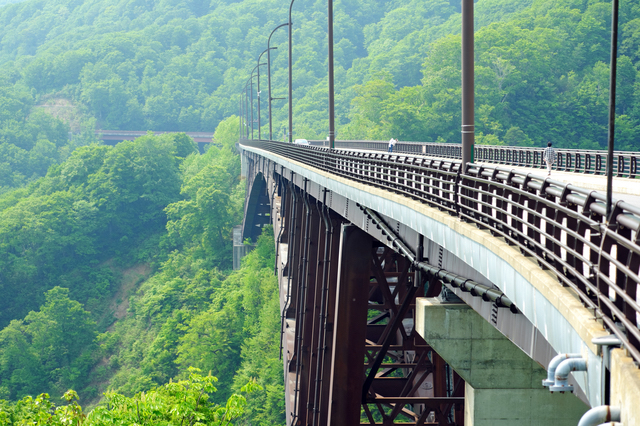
388,138 -> 396,153
543,141 -> 557,176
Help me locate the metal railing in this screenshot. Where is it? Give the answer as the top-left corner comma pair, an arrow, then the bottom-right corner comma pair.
241,139 -> 640,366
307,140 -> 640,178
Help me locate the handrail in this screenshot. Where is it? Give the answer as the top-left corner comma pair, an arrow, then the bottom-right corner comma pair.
306,140 -> 640,178
240,139 -> 640,366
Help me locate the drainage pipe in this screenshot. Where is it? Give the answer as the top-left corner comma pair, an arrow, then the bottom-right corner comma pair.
542,353 -> 583,387
311,197 -> 332,426
274,175 -> 286,276
363,206 -> 517,312
549,357 -> 587,393
279,178 -> 297,360
577,406 -> 621,426
292,184 -> 311,421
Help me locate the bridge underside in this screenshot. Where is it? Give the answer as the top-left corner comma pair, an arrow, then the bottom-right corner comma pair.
243,155 -> 542,425
276,182 -> 464,425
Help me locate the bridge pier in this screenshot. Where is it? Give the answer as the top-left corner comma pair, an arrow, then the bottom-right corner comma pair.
327,224 -> 373,425
416,298 -> 588,425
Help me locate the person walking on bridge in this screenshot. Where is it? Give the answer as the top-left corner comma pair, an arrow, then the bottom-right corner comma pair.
388,138 -> 396,153
543,141 -> 557,176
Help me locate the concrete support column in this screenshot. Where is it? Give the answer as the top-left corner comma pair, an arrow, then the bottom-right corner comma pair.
609,348 -> 640,425
415,298 -> 587,426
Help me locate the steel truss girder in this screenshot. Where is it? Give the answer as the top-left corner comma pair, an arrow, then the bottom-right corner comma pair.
360,245 -> 464,426
245,155 -> 466,425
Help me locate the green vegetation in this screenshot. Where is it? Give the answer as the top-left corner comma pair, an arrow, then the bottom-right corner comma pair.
0,116 -> 285,423
0,0 -> 634,151
0,369 -> 262,425
341,1 -> 640,149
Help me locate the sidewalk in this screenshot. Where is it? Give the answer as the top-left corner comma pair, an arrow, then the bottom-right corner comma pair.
476,162 -> 640,206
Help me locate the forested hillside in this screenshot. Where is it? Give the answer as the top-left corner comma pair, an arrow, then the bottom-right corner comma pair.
341,1 -> 640,149
0,0 -> 635,150
0,116 -> 285,423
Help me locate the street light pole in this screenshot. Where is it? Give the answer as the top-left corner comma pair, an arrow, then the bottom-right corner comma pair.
257,50 -> 270,140
288,0 -> 297,143
250,76 -> 255,139
242,86 -> 246,138
461,0 -> 475,172
244,81 -> 251,139
328,0 -> 335,149
268,23 -> 289,141
247,64 -> 262,140
606,0 -> 619,220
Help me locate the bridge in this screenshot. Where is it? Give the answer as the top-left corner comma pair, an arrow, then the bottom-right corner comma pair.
95,130 -> 216,150
239,139 -> 640,426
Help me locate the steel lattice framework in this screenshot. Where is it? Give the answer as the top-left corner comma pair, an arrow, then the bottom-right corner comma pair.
241,139 -> 640,368
243,151 -> 467,425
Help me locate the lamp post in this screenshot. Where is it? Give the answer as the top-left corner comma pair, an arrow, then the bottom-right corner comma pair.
241,85 -> 246,138
606,0 -> 619,220
248,64 -> 262,140
328,0 -> 335,149
268,23 -> 289,141
250,72 -> 255,139
257,48 -> 272,140
461,0 -> 474,172
288,0 -> 297,143
244,80 -> 251,139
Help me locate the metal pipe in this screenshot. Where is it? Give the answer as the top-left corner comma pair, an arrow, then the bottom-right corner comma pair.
292,182 -> 311,422
280,178 -> 298,361
363,205 -> 517,312
288,0 -> 296,143
549,357 -> 587,393
592,335 -> 622,405
578,406 -> 621,426
461,0 -> 474,171
542,353 -> 582,387
268,23 -> 289,141
274,174 -> 286,276
606,0 -> 619,220
312,198 -> 332,426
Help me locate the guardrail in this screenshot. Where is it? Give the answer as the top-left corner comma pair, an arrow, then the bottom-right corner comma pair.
241,139 -> 640,367
307,140 -> 640,178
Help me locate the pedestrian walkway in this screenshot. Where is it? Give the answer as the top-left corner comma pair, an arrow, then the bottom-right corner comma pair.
477,162 -> 640,206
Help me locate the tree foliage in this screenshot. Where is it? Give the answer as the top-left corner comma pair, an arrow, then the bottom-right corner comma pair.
0,369 -> 262,426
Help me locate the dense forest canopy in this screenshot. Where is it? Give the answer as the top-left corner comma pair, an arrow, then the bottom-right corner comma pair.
0,0 -> 635,150
0,117 -> 285,423
0,0 -> 638,424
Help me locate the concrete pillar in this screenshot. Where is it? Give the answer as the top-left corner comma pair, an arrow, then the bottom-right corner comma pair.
415,298 -> 588,426
610,348 -> 640,425
232,225 -> 253,270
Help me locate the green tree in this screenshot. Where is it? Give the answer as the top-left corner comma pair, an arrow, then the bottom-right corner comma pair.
0,287 -> 97,400
0,369 -> 262,426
